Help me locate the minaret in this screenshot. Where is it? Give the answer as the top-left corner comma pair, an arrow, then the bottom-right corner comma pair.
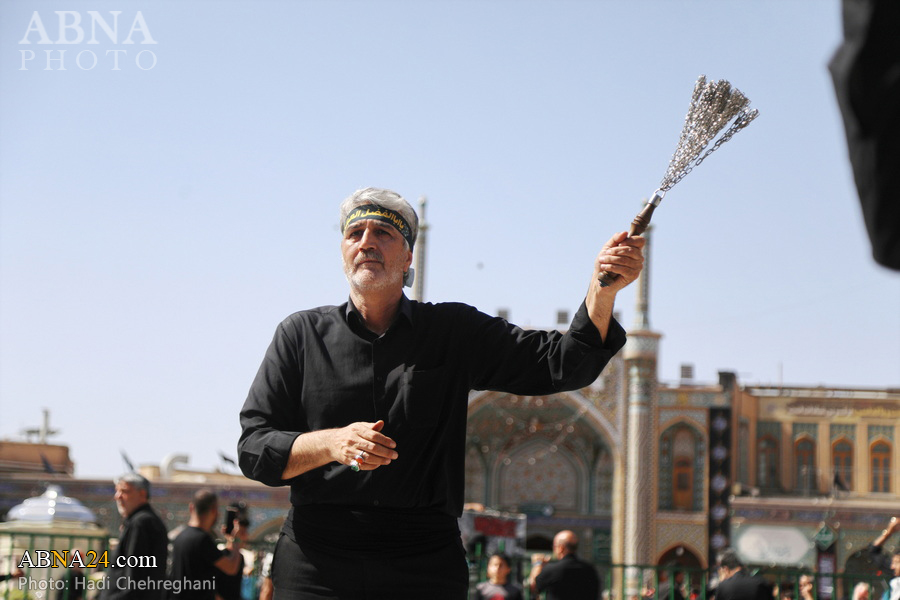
633,225 -> 651,331
411,196 -> 428,301
622,225 -> 660,577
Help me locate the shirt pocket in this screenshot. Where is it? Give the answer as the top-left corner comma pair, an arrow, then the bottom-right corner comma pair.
392,367 -> 445,429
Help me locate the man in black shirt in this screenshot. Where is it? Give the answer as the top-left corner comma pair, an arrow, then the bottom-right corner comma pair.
101,473 -> 168,600
169,490 -> 244,600
214,503 -> 249,600
713,549 -> 773,600
238,187 -> 645,599
530,530 -> 600,600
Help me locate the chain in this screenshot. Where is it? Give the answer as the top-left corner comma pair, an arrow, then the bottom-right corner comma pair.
660,107 -> 759,192
694,108 -> 759,168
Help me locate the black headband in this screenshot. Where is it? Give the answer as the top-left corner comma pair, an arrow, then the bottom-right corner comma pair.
342,204 -> 415,251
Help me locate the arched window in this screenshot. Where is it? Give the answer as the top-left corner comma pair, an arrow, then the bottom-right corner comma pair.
659,424 -> 704,511
673,457 -> 693,510
871,441 -> 891,493
794,437 -> 816,494
672,429 -> 696,510
757,435 -> 779,489
832,438 -> 853,491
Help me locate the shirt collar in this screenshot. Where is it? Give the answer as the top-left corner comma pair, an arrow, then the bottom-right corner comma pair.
124,503 -> 152,522
345,294 -> 413,330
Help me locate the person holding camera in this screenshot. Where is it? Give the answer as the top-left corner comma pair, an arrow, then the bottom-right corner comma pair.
215,503 -> 250,600
170,490 -> 244,600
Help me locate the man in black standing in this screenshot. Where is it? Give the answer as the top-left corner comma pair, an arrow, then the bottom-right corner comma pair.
713,549 -> 773,600
214,503 -> 249,600
101,473 -> 168,600
169,490 -> 244,600
238,187 -> 644,599
529,530 -> 600,600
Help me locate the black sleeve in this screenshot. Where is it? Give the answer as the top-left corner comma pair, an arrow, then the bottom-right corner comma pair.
866,543 -> 892,573
829,0 -> 900,269
238,320 -> 306,486
534,564 -> 559,594
468,301 -> 626,395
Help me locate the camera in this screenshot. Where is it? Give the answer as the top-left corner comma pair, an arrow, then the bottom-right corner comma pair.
224,501 -> 247,535
224,507 -> 238,534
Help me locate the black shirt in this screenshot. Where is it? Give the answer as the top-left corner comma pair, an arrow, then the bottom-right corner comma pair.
102,503 -> 168,600
238,296 -> 625,520
715,571 -> 774,600
534,554 -> 601,600
213,553 -> 244,600
169,527 -> 222,600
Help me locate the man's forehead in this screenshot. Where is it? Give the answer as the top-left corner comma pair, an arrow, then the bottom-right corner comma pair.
344,219 -> 398,234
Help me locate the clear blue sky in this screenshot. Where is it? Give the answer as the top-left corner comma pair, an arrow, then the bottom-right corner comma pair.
1,0 -> 897,479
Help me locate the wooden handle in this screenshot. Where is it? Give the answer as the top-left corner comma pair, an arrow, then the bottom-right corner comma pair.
597,202 -> 657,287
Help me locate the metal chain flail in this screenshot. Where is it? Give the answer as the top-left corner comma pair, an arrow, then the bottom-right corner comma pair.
658,76 -> 759,193
596,75 -> 758,287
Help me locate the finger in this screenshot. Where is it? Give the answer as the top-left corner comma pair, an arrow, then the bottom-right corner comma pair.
356,420 -> 398,451
601,231 -> 630,252
603,240 -> 645,256
347,434 -> 398,462
599,241 -> 645,263
596,252 -> 644,287
617,235 -> 646,249
343,440 -> 389,462
350,447 -> 394,471
594,236 -> 644,273
360,440 -> 398,462
340,421 -> 399,466
597,250 -> 643,274
356,450 -> 390,471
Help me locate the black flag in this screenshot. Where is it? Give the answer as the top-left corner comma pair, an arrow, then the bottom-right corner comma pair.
121,450 -> 136,473
40,454 -> 56,474
833,472 -> 850,492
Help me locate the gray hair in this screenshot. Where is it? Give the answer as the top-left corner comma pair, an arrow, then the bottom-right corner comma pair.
115,472 -> 151,498
338,187 -> 419,250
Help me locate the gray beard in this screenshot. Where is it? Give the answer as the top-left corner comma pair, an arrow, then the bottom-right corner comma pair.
344,262 -> 403,293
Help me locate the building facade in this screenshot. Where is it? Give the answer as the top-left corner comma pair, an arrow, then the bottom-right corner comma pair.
462,229 -> 899,584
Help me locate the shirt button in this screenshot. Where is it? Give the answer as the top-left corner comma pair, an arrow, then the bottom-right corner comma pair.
373,500 -> 379,506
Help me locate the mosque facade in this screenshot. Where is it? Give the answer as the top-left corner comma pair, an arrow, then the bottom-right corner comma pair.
461,229 -> 899,584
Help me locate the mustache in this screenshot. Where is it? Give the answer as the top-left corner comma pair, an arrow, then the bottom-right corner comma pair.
355,250 -> 383,265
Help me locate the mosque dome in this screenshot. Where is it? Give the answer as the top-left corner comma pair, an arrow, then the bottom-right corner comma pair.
7,485 -> 97,523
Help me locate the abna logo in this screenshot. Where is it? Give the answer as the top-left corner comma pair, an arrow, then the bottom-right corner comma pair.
19,11 -> 158,71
